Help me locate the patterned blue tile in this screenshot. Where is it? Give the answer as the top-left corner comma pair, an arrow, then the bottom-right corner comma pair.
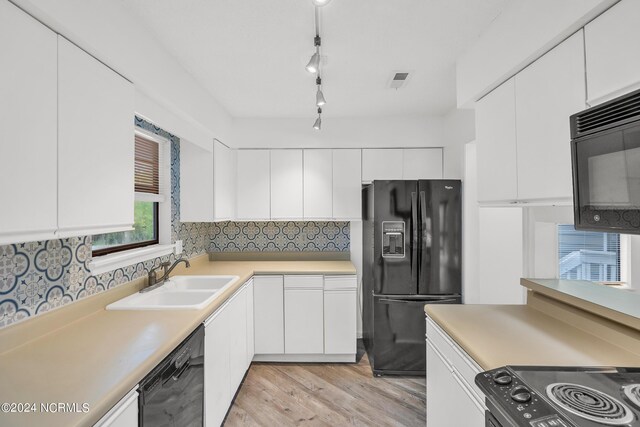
0,117 -> 350,329
209,220 -> 350,252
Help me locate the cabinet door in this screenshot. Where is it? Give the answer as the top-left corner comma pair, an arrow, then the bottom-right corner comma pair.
213,140 -> 236,221
324,289 -> 357,355
426,340 -> 484,427
204,305 -> 232,427
94,388 -> 138,427
58,37 -> 134,237
362,149 -> 403,182
236,150 -> 270,220
402,148 -> 443,180
284,276 -> 324,354
304,150 -> 333,219
180,140 -> 214,222
228,287 -> 248,395
245,279 -> 255,367
476,78 -> 518,203
333,149 -> 362,219
253,276 -> 284,354
585,0 -> 640,104
515,31 -> 585,201
270,150 -> 303,219
0,1 -> 57,244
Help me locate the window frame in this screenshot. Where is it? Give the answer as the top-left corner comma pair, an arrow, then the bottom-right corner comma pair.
91,202 -> 159,257
91,129 -> 168,257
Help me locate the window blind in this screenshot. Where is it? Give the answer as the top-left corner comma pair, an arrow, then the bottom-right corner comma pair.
557,225 -> 620,281
135,134 -> 159,195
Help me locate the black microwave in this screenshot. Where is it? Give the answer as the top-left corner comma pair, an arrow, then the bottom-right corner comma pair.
570,88 -> 640,234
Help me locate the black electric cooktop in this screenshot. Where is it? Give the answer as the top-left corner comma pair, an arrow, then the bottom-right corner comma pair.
476,366 -> 640,426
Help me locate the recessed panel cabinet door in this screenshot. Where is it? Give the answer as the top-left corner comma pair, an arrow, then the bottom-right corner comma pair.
333,149 -> 362,219
515,31 -> 585,201
476,78 -> 518,203
236,150 -> 270,220
585,0 -> 640,104
304,149 -> 333,219
270,150 -> 303,219
58,37 -> 134,237
0,1 -> 57,244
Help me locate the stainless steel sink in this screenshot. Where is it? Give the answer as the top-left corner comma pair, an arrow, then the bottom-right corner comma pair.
106,275 -> 239,311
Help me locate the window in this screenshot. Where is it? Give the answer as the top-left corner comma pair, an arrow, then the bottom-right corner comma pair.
557,225 -> 621,282
92,133 -> 163,256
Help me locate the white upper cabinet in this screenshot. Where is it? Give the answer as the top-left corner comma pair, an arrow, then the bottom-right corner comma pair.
58,36 -> 134,237
236,150 -> 270,220
362,149 -> 403,182
270,150 -> 303,219
476,78 -> 518,203
0,1 -> 58,244
333,149 -> 362,220
402,148 -> 443,180
213,140 -> 236,221
180,140 -> 214,222
515,31 -> 585,202
303,150 -> 333,219
585,0 -> 640,105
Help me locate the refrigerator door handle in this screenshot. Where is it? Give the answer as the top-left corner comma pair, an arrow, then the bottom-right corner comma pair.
420,190 -> 430,247
411,191 -> 418,281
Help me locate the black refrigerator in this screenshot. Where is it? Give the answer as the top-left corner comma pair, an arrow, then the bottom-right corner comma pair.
362,180 -> 462,376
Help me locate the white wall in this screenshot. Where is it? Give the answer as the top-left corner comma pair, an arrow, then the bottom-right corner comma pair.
456,0 -> 618,107
443,109 -> 475,179
463,142 -> 479,303
12,0 -> 233,148
231,116 -> 445,149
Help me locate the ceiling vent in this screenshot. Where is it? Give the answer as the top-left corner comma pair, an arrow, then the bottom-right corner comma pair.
389,71 -> 412,89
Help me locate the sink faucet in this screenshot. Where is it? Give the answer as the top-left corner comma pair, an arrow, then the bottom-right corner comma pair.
142,257 -> 191,293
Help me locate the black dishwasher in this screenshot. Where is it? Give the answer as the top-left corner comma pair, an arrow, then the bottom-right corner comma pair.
139,325 -> 204,426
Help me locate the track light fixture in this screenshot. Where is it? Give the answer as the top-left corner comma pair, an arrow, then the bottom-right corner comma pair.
313,108 -> 322,130
316,76 -> 326,106
307,7 -> 330,129
305,35 -> 322,74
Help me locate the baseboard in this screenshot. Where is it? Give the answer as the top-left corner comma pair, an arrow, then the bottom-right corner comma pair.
252,353 -> 356,363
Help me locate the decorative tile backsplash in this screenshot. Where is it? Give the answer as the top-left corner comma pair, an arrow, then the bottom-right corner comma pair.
0,118 -> 350,329
210,221 -> 349,252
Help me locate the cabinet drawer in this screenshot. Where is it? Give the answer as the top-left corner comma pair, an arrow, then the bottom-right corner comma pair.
284,275 -> 323,289
427,316 -> 483,403
324,275 -> 357,291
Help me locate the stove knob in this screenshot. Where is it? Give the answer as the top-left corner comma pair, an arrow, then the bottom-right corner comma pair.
510,386 -> 532,403
493,370 -> 512,385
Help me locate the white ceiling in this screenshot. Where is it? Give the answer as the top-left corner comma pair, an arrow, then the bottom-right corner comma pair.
122,0 -> 511,119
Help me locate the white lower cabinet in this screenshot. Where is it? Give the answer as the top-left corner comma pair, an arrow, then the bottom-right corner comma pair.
227,286 -> 248,394
245,279 -> 255,368
284,276 -> 324,354
324,276 -> 357,355
253,275 -> 285,354
426,317 -> 484,427
204,282 -> 252,427
93,388 -> 138,427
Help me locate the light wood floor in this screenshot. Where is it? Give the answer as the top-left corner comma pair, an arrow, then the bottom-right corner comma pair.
224,348 -> 426,426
